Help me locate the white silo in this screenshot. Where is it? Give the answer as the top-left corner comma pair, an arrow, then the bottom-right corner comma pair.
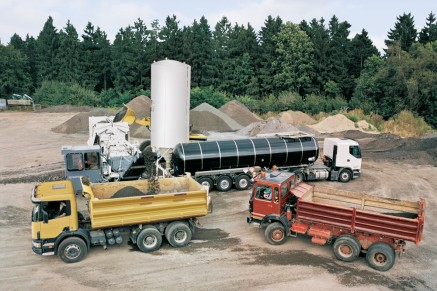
151,60 -> 191,168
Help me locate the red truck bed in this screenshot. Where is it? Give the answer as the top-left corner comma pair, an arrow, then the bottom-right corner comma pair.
291,185 -> 425,246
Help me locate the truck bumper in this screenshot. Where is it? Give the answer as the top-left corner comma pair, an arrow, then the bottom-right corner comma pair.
353,170 -> 361,179
32,240 -> 55,256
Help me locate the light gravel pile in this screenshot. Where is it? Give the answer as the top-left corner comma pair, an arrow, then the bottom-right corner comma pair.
237,119 -> 301,137
219,100 -> 261,127
192,103 -> 243,131
278,110 -> 316,125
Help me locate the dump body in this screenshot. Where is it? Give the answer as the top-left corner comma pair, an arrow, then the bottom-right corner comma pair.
82,176 -> 209,229
292,185 -> 425,246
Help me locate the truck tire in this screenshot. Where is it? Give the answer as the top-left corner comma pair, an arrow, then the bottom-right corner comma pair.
235,174 -> 251,190
137,226 -> 162,253
333,235 -> 361,262
139,139 -> 151,151
338,169 -> 352,183
58,237 -> 88,263
265,222 -> 286,245
295,171 -> 304,183
216,175 -> 232,192
165,222 -> 192,248
366,242 -> 395,272
197,177 -> 214,192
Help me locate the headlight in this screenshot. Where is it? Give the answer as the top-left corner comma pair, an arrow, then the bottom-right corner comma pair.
32,241 -> 41,248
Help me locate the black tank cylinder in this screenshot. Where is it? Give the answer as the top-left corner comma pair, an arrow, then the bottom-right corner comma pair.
171,136 -> 319,175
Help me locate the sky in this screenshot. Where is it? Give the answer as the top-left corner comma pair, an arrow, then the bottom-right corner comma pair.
0,0 -> 435,52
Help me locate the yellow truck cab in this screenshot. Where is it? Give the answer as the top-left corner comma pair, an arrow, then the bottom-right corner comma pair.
31,180 -> 88,260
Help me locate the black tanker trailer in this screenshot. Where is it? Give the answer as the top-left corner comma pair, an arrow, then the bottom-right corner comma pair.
171,136 -> 320,191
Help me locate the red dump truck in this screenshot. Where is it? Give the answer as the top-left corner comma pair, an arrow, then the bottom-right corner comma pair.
247,170 -> 425,271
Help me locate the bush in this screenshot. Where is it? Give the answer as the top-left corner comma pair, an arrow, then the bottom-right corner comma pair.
34,81 -> 98,106
190,87 -> 229,109
382,110 -> 433,138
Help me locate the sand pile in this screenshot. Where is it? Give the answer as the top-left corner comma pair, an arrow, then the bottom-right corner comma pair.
357,120 -> 378,132
278,110 -> 316,125
219,100 -> 261,127
192,103 -> 243,131
52,110 -> 114,134
237,119 -> 301,137
124,95 -> 151,118
309,114 -> 357,133
190,111 -> 232,132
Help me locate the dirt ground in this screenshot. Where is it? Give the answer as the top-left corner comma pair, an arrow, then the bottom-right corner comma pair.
0,111 -> 436,291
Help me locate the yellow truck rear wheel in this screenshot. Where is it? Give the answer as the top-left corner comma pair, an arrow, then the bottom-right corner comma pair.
137,226 -> 162,252
165,222 -> 192,248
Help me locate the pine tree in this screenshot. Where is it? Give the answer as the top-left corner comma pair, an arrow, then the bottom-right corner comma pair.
35,16 -> 60,84
418,12 -> 437,44
300,18 -> 330,95
258,16 -> 283,97
56,20 -> 81,83
385,13 -> 417,51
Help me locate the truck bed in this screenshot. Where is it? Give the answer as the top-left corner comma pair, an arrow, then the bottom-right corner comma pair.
81,177 -> 209,229
293,184 -> 425,244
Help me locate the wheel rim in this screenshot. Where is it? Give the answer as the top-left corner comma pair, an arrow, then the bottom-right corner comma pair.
272,229 -> 284,241
373,252 -> 388,266
201,181 -> 211,189
341,172 -> 350,181
219,179 -> 230,190
238,178 -> 248,188
339,244 -> 353,258
144,235 -> 157,248
64,244 -> 81,259
174,230 -> 188,243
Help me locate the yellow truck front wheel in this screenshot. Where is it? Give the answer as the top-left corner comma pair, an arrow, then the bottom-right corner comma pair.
58,237 -> 88,263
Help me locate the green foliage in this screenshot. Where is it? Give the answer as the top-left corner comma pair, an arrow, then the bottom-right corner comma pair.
190,87 -> 228,109
33,81 -> 97,106
0,44 -> 32,97
1,12 -> 436,130
273,21 -> 314,95
292,94 -> 347,115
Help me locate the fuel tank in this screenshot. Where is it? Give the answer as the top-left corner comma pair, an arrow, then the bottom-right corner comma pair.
171,136 -> 319,175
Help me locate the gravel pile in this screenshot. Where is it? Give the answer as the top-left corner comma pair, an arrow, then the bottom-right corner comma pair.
219,100 -> 261,127
192,103 -> 243,131
278,110 -> 316,125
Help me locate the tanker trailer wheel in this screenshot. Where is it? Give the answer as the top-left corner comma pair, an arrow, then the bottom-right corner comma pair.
365,242 -> 395,272
338,169 -> 352,183
235,174 -> 251,190
58,237 -> 88,263
265,222 -> 286,245
165,222 -> 192,248
197,177 -> 214,192
294,171 -> 304,184
216,175 -> 233,192
137,226 -> 162,253
333,235 -> 361,262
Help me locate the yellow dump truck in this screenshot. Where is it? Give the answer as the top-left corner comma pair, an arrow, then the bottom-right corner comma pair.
31,176 -> 210,263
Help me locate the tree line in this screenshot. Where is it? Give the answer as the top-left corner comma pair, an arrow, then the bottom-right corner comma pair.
0,12 -> 436,128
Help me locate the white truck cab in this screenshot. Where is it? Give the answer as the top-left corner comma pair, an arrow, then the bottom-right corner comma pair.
323,138 -> 362,182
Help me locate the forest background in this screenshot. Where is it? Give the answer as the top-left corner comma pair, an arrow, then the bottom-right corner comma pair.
1,12 -> 436,129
